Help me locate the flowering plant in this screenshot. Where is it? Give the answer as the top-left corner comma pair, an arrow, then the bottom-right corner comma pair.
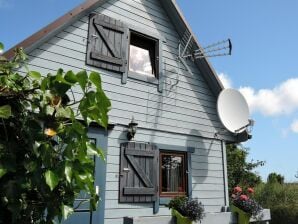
231,186 -> 263,217
167,196 -> 204,222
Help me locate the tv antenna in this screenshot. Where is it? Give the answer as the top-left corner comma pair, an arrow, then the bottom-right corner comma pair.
178,31 -> 232,61
177,30 -> 232,76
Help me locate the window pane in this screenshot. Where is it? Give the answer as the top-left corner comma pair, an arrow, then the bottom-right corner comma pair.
161,154 -> 185,193
129,45 -> 153,75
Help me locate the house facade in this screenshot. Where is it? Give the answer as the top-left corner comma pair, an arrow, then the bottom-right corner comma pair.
4,0 -> 265,223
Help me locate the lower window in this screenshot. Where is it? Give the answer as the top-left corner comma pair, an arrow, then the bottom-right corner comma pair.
160,151 -> 187,197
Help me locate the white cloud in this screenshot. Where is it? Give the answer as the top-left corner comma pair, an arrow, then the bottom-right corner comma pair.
239,78 -> 298,116
217,73 -> 298,117
218,72 -> 232,88
291,120 -> 298,133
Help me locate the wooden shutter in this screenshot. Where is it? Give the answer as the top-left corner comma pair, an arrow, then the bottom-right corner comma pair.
86,14 -> 128,73
119,142 -> 159,203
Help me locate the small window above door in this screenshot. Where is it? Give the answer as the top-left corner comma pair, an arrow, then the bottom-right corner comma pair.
129,31 -> 159,78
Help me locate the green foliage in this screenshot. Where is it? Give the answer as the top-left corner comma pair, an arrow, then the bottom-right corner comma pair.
0,42 -> 3,53
227,144 -> 264,193
0,47 -> 111,223
167,196 -> 188,211
0,105 -> 11,118
254,182 -> 298,224
167,196 -> 204,222
267,172 -> 284,184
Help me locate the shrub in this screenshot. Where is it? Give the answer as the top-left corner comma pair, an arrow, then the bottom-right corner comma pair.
254,182 -> 298,224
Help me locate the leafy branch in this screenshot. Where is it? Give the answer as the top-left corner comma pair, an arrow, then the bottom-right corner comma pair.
0,43 -> 111,223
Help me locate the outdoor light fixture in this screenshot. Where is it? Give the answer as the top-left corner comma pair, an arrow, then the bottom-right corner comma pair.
127,116 -> 138,141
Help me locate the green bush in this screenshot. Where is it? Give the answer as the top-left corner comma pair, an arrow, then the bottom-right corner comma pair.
254,182 -> 298,224
270,205 -> 298,224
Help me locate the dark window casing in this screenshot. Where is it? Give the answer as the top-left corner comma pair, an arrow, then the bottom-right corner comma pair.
160,151 -> 187,197
129,31 -> 159,78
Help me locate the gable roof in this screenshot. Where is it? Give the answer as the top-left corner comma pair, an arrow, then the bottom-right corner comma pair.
3,0 -> 224,96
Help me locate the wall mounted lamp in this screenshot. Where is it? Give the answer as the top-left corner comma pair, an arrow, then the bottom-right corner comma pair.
127,116 -> 138,141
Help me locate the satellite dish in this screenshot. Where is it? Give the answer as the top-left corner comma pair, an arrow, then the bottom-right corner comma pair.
217,88 -> 250,134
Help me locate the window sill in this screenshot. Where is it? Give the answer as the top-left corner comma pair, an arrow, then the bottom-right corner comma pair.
159,197 -> 171,205
128,71 -> 158,85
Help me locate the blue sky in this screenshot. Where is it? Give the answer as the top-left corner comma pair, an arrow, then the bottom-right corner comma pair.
1,0 -> 297,181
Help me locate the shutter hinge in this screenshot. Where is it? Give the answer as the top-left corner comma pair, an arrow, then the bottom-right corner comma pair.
123,167 -> 130,172
92,34 -> 99,39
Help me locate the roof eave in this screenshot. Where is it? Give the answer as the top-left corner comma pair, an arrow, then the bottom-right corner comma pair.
3,0 -> 109,59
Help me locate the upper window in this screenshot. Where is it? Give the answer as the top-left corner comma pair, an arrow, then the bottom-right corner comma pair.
129,31 -> 158,78
87,13 -> 163,92
160,151 -> 187,197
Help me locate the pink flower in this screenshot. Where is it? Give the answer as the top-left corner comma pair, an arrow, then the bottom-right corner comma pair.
240,195 -> 248,201
233,186 -> 242,194
247,187 -> 254,194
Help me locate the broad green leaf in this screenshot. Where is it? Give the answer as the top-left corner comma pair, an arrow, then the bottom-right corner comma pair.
45,105 -> 55,116
61,204 -> 73,220
53,82 -> 71,95
0,168 -> 7,178
76,70 -> 88,91
97,147 -> 106,162
87,142 -> 106,162
65,163 -> 72,183
89,72 -> 102,90
64,70 -> 77,84
55,70 -> 73,86
72,121 -> 85,135
24,161 -> 37,172
45,170 -> 59,191
56,107 -> 72,118
41,77 -> 49,91
90,195 -> 99,211
29,71 -> 41,80
0,105 -> 11,119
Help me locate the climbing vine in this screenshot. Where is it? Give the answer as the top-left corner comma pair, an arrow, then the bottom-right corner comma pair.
0,43 -> 111,223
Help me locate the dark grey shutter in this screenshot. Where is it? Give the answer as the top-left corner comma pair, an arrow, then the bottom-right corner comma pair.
86,14 -> 128,73
119,142 -> 159,203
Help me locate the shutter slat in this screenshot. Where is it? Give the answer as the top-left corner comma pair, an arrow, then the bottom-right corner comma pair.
94,17 -> 125,33
91,52 -> 124,65
124,187 -> 155,195
125,149 -> 155,157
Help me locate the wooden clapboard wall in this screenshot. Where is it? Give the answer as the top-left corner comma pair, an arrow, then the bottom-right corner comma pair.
16,0 -> 230,223
105,127 -> 225,224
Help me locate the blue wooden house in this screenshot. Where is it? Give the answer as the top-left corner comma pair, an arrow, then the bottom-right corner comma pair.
5,0 -> 270,223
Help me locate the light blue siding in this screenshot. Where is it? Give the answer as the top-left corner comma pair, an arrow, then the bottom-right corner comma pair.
17,0 -> 234,223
